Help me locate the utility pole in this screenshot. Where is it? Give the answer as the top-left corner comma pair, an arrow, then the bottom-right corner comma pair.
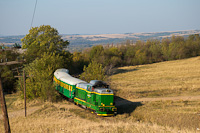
23,70 -> 26,117
0,74 -> 11,133
14,70 -> 28,117
0,58 -> 25,133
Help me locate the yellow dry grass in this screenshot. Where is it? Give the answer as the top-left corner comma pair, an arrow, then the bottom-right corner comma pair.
111,56 -> 200,99
1,57 -> 200,132
109,56 -> 200,132
0,101 -> 194,133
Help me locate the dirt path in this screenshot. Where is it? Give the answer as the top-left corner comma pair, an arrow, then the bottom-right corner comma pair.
132,95 -> 200,102
0,106 -> 41,120
53,103 -> 80,109
0,103 -> 79,120
115,95 -> 200,106
1,95 -> 200,119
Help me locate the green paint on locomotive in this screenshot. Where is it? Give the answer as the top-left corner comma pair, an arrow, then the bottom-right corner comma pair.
74,87 -> 116,116
54,76 -> 117,116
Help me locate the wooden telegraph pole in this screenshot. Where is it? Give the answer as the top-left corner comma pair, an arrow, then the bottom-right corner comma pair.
0,59 -> 25,133
0,74 -> 11,133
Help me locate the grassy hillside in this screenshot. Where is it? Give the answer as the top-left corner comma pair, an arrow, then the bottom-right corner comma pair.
111,56 -> 200,99
1,57 -> 200,132
110,56 -> 200,132
0,96 -> 195,133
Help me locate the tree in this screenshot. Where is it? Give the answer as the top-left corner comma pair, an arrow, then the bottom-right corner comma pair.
124,45 -> 136,65
161,38 -> 171,61
12,43 -> 21,49
147,40 -> 162,62
71,51 -> 88,74
17,52 -> 64,101
168,36 -> 186,60
104,47 -> 122,66
17,25 -> 72,101
80,61 -> 106,82
134,49 -> 147,65
0,50 -> 20,93
89,45 -> 104,61
21,25 -> 69,62
186,34 -> 200,57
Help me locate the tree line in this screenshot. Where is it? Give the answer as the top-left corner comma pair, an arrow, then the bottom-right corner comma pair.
73,34 -> 200,75
1,25 -> 200,101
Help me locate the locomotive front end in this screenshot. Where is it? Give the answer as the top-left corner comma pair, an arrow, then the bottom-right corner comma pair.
89,80 -> 117,116
94,88 -> 117,116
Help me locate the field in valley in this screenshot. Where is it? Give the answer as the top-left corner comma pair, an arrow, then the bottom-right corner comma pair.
1,56 -> 200,132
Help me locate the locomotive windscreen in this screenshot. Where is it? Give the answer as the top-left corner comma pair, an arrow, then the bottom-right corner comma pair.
89,80 -> 109,88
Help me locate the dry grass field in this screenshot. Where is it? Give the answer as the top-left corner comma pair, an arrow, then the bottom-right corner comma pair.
110,56 -> 200,132
111,56 -> 200,99
1,56 -> 200,132
0,98 -> 195,133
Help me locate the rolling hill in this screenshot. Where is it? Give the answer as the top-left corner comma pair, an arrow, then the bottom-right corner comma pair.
1,56 -> 200,132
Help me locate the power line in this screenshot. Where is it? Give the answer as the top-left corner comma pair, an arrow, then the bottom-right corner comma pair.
30,0 -> 38,29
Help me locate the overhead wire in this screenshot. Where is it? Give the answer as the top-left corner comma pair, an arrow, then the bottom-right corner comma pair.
30,0 -> 38,29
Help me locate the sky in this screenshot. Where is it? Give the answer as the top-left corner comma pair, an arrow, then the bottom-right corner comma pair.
0,0 -> 200,36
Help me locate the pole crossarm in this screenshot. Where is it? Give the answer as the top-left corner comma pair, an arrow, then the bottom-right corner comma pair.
14,75 -> 32,78
0,61 -> 25,66
0,49 -> 13,52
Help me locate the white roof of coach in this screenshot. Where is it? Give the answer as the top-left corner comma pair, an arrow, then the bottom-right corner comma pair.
54,68 -> 86,85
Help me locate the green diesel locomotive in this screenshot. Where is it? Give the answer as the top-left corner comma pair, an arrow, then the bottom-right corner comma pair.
54,68 -> 117,116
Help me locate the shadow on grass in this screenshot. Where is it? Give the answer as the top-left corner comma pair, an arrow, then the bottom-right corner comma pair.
111,68 -> 138,75
115,96 -> 142,115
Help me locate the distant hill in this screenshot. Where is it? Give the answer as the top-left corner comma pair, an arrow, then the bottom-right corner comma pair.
0,35 -> 24,47
1,30 -> 200,51
63,30 -> 200,52
63,30 -> 200,45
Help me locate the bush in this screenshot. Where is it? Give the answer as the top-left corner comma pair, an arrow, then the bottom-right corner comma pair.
80,61 -> 106,82
17,52 -> 64,101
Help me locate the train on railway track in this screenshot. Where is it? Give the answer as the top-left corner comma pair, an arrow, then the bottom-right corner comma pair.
53,68 -> 117,116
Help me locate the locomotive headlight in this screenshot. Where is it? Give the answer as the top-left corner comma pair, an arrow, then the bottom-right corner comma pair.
101,103 -> 105,106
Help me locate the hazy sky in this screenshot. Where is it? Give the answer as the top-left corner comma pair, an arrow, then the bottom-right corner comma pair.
0,0 -> 200,36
